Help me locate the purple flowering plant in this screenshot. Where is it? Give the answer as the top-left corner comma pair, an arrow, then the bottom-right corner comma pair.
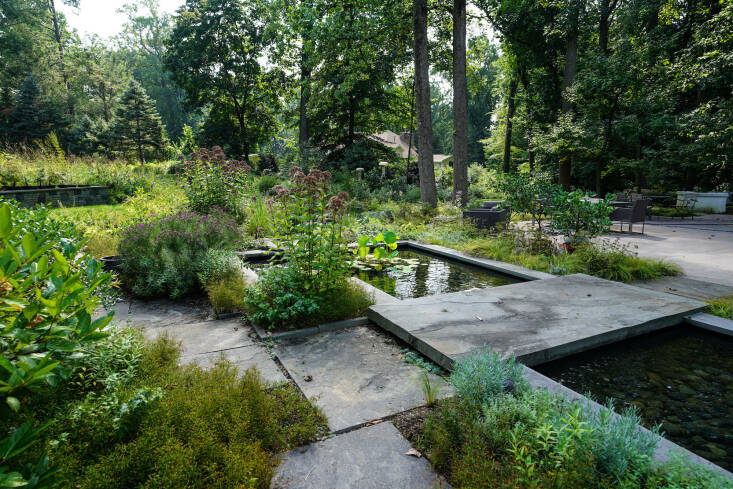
119,208 -> 239,298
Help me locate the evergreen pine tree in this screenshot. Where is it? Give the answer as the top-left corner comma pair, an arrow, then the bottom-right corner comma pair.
111,79 -> 166,162
8,75 -> 48,143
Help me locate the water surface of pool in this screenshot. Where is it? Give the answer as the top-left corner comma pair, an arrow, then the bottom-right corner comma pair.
354,250 -> 518,299
536,324 -> 733,471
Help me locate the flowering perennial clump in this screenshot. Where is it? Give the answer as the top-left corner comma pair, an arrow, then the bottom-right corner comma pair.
119,208 -> 239,299
180,146 -> 251,221
245,167 -> 357,328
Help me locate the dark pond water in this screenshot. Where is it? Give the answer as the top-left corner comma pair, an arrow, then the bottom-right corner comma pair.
246,249 -> 518,299
355,250 -> 518,299
535,324 -> 733,471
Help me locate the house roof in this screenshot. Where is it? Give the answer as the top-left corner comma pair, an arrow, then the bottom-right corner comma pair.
368,130 -> 451,163
368,130 -> 416,159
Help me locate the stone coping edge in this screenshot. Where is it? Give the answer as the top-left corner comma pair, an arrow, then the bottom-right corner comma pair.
402,240 -> 555,281
523,365 -> 733,479
251,317 -> 370,342
685,312 -> 733,337
0,185 -> 110,194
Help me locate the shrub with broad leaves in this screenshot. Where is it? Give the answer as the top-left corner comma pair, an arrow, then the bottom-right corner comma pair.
0,200 -> 113,488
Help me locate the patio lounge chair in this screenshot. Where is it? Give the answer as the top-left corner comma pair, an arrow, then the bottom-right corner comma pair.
610,199 -> 648,234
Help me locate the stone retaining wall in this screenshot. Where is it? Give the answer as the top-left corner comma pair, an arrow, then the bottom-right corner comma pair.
0,185 -> 111,208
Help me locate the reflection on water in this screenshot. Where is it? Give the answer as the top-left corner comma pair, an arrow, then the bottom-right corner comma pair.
355,250 -> 517,300
536,325 -> 733,471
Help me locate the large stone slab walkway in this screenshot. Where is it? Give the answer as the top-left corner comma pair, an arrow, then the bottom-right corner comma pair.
105,298 -> 286,383
271,422 -> 450,489
369,273 -> 706,369
275,326 -> 453,432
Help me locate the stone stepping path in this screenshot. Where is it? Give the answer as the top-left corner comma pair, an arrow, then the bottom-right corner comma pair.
271,422 -> 450,489
100,298 -> 454,486
369,273 -> 706,369
275,326 -> 453,432
103,298 -> 286,383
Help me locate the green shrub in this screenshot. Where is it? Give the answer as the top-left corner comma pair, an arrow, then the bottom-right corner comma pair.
245,268 -> 373,329
181,147 -> 251,221
245,197 -> 274,238
551,190 -> 614,241
118,209 -> 240,299
404,186 -> 422,203
449,348 -> 528,409
0,199 -> 114,488
206,274 -> 249,314
565,240 -> 680,282
67,361 -> 326,489
257,175 -> 279,195
647,455 -> 733,488
417,353 -> 721,489
577,399 -> 660,480
245,168 -> 354,328
196,248 -> 244,286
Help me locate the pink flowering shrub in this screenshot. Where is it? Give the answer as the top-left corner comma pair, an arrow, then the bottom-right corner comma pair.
180,146 -> 251,222
119,208 -> 239,298
245,167 -> 360,328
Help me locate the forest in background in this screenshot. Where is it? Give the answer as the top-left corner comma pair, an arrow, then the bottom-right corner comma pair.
0,0 -> 730,197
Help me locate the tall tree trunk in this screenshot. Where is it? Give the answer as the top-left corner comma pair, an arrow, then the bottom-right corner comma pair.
413,0 -> 437,207
558,3 -> 581,190
298,52 -> 311,149
407,80 -> 415,185
502,77 -> 518,173
48,0 -> 73,116
452,0 -> 468,207
348,93 -> 356,145
599,0 -> 612,54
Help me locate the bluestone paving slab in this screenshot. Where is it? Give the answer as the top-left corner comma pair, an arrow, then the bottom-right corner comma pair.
180,345 -> 286,384
126,297 -> 213,328
274,326 -> 453,432
633,276 -> 733,300
270,422 -> 450,489
686,312 -> 733,338
94,299 -> 132,322
368,274 -> 706,369
141,318 -> 256,355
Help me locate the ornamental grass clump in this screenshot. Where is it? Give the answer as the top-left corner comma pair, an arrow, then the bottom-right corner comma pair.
119,209 -> 239,299
245,167 -> 371,329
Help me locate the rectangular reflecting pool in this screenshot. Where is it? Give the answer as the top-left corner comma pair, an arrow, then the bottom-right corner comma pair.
246,249 -> 521,300
535,324 -> 733,471
354,249 -> 519,299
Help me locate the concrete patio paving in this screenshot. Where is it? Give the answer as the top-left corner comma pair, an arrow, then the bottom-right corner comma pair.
603,215 -> 733,287
271,422 -> 449,489
108,298 -> 287,383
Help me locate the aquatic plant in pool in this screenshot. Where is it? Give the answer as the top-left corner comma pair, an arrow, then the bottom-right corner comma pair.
355,250 -> 518,299
536,324 -> 733,472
